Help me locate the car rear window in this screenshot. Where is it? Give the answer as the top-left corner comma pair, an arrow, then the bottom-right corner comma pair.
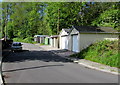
13,43 -> 21,46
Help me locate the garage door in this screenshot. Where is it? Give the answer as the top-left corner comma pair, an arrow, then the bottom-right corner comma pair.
61,36 -> 68,49
50,38 -> 53,46
72,35 -> 79,52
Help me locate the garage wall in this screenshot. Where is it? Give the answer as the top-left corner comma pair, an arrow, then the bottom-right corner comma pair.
79,33 -> 119,51
61,36 -> 65,49
68,35 -> 72,51
61,36 -> 69,49
59,36 -> 62,49
59,36 -> 63,49
34,37 -> 37,42
70,28 -> 80,52
53,38 -> 58,48
72,34 -> 80,52
60,30 -> 67,49
37,37 -> 40,43
60,35 -> 72,50
50,38 -> 53,47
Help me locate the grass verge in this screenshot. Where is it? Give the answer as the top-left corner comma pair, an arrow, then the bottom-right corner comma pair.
70,40 -> 119,68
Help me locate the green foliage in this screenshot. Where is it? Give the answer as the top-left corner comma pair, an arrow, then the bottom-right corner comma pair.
45,2 -> 119,34
92,9 -> 120,31
44,2 -> 83,34
0,33 -> 2,39
13,38 -> 23,42
23,37 -> 34,43
1,2 -> 119,39
2,2 -> 52,39
40,43 -> 45,45
13,37 -> 36,44
71,40 -> 119,68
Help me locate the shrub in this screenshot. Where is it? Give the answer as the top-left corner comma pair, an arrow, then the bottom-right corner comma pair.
13,37 -> 36,44
13,38 -> 23,42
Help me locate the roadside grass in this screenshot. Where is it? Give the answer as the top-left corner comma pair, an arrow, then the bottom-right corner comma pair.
40,43 -> 45,45
70,40 -> 119,68
13,37 -> 37,44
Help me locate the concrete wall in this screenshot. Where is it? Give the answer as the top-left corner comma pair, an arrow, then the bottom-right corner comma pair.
59,35 -> 62,49
53,38 -> 56,47
65,36 -> 69,49
68,35 -> 72,51
53,37 -> 59,48
50,38 -> 54,47
79,33 -> 119,51
40,37 -> 45,44
0,40 -> 3,84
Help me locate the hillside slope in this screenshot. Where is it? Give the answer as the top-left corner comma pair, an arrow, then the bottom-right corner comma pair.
71,40 -> 119,68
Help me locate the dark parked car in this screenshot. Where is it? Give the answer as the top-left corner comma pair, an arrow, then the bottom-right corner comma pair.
11,42 -> 22,52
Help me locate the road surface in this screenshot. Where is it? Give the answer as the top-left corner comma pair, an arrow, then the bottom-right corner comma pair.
2,43 -> 118,83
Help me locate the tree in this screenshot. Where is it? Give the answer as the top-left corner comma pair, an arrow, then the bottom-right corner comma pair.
44,2 -> 83,34
2,2 -> 51,39
44,2 -> 119,35
1,2 -> 119,39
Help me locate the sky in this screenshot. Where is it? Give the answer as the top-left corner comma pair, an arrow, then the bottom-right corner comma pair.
0,0 -> 2,2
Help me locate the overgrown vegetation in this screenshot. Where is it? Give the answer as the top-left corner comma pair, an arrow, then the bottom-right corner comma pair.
40,43 -> 45,45
92,9 -> 120,30
70,40 -> 119,68
13,37 -> 36,44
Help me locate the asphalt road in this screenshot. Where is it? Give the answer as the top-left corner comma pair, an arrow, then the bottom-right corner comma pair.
2,43 -> 118,83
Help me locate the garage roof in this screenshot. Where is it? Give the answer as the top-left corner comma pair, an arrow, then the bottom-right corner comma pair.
63,29 -> 71,34
34,35 -> 49,37
72,26 -> 118,33
50,35 -> 59,38
60,28 -> 72,36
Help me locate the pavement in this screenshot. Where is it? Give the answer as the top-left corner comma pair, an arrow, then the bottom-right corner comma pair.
1,43 -> 119,83
0,48 -> 12,85
38,44 -> 120,75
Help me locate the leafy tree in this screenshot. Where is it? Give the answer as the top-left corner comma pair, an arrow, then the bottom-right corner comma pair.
1,2 -> 119,40
44,2 -> 84,34
2,2 -> 51,39
91,2 -> 120,31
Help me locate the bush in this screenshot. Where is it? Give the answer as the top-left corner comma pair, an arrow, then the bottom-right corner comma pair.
13,37 -> 36,44
13,38 -> 23,42
23,37 -> 33,43
92,9 -> 119,31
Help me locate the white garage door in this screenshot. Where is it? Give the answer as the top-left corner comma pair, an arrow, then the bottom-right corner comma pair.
61,36 -> 68,49
72,35 -> 79,52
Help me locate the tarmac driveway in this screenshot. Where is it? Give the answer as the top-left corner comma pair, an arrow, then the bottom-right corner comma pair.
2,43 -> 118,83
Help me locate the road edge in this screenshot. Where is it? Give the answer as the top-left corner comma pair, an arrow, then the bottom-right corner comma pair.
34,44 -> 120,75
50,51 -> 120,76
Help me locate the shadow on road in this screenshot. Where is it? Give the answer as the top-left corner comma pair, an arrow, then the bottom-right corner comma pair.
3,64 -> 64,72
2,50 -> 73,63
